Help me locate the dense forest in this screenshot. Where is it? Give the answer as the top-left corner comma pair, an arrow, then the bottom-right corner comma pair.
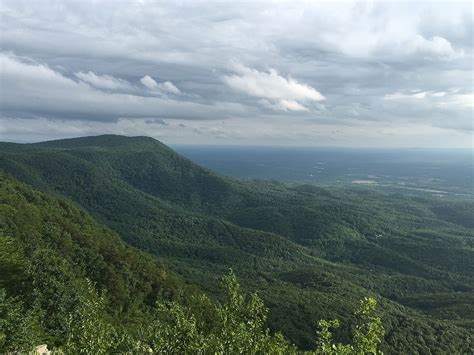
1,135 -> 473,353
0,174 -> 383,353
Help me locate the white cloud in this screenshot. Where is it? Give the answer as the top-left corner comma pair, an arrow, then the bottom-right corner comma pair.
140,75 -> 159,90
0,1 -> 472,146
438,93 -> 474,108
0,53 -> 243,121
407,35 -> 463,60
75,71 -> 132,91
381,89 -> 473,132
384,90 -> 473,108
224,65 -> 324,102
223,64 -> 324,112
259,99 -> 309,112
384,91 -> 432,100
412,91 -> 428,99
140,75 -> 181,95
161,81 -> 180,95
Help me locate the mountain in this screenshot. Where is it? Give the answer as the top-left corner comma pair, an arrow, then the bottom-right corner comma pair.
0,172 -> 192,350
1,135 -> 473,352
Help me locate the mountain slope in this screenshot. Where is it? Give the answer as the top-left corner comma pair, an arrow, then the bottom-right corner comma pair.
0,172 -> 193,350
1,135 -> 473,352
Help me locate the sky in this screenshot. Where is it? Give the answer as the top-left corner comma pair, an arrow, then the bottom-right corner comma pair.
0,0 -> 473,147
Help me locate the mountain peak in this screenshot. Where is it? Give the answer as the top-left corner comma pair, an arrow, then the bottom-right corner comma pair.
31,134 -> 165,150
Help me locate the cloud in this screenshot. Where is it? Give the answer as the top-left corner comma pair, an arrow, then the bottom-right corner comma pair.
0,1 -> 472,146
140,75 -> 181,95
223,64 -> 324,112
384,90 -> 473,109
144,118 -> 167,125
140,75 -> 159,90
161,81 -> 181,95
409,35 -> 462,59
445,94 -> 474,108
75,71 -> 132,91
381,89 -> 473,132
259,99 -> 309,112
0,53 -> 244,121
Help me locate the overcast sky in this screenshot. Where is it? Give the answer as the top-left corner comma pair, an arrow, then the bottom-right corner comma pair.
0,0 -> 472,147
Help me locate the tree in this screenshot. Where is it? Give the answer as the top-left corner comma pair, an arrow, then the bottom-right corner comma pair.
142,269 -> 295,354
314,297 -> 384,354
0,289 -> 41,352
141,270 -> 384,354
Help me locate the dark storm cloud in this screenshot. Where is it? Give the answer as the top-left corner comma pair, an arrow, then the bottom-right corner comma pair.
0,0 -> 472,146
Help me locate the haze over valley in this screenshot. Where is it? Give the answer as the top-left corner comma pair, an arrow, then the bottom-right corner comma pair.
175,145 -> 474,199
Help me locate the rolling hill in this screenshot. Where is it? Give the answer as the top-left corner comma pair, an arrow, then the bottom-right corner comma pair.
1,135 -> 473,352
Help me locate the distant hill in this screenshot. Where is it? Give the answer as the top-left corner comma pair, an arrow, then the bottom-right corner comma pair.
1,135 -> 473,352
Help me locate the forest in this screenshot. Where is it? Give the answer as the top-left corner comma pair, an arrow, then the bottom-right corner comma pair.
1,135 -> 473,353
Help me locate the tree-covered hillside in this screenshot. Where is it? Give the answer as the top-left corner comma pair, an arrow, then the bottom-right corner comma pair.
1,135 -> 473,353
0,173 -> 188,349
1,174 -> 385,353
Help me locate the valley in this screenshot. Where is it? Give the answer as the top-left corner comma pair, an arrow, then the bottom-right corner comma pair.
174,145 -> 474,200
1,135 -> 473,352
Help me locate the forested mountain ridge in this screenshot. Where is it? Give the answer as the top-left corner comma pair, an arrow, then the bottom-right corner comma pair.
1,135 -> 473,352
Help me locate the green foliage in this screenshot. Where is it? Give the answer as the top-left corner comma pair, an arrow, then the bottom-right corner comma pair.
126,270 -> 383,354
63,280 -> 116,354
141,270 -> 295,354
316,319 -> 346,354
313,298 -> 384,355
0,289 -> 42,352
1,135 -> 473,353
0,256 -> 384,354
352,297 -> 384,354
0,236 -> 27,292
0,173 -> 187,351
